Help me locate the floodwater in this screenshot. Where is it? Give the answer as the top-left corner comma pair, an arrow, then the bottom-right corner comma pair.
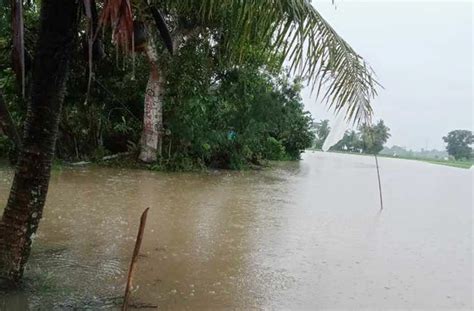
0,152 -> 472,310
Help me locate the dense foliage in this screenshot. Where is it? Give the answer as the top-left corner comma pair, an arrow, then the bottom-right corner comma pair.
442,130 -> 473,160
163,41 -> 314,169
0,8 -> 314,170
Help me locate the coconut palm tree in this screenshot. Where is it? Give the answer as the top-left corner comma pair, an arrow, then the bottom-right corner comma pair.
313,119 -> 331,149
0,0 -> 378,285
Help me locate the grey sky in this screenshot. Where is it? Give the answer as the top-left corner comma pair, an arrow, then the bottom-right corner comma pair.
304,0 -> 473,150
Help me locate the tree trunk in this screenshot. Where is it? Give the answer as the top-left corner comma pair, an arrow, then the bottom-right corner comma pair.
138,28 -> 197,163
0,0 -> 79,286
139,41 -> 164,163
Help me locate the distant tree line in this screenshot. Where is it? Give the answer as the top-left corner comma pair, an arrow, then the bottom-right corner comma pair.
380,145 -> 449,160
383,130 -> 473,162
312,119 -> 390,154
313,120 -> 473,162
379,130 -> 473,162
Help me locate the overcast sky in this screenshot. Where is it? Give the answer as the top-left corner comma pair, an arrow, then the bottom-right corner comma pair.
304,0 -> 472,150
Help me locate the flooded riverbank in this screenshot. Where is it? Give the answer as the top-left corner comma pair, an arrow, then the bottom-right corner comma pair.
0,152 -> 472,310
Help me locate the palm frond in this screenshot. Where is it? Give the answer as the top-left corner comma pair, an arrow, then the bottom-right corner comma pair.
159,0 -> 379,125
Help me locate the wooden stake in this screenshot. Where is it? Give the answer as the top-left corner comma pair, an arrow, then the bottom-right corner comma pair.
122,208 -> 150,311
374,154 -> 384,210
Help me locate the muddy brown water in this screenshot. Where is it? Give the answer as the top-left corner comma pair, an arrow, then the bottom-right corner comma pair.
0,152 -> 472,310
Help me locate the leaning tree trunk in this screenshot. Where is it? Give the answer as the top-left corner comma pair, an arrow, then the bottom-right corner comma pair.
139,40 -> 164,163
0,0 -> 79,285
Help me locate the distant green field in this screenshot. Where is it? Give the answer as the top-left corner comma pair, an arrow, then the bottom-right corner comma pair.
310,149 -> 473,169
382,155 -> 472,169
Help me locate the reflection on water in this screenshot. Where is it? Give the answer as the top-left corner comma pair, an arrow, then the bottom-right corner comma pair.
0,152 -> 472,310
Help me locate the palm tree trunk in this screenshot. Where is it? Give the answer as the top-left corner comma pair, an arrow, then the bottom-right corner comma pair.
0,0 -> 79,286
139,41 -> 164,163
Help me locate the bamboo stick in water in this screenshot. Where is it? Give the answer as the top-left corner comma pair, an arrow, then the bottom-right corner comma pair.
122,207 -> 150,311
